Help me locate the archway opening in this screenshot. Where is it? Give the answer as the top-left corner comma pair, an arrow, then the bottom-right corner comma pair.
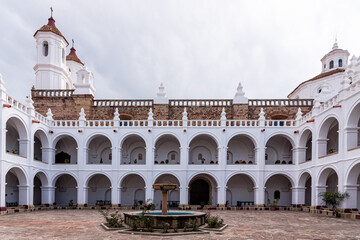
154,135 -> 180,165
87,135 -> 112,164
5,168 -> 27,207
153,174 -> 180,209
6,117 -> 28,157
299,130 -> 312,163
265,174 -> 293,206
189,135 -> 218,164
33,175 -> 42,205
226,174 -> 255,206
54,174 -> 77,205
227,135 -> 256,164
87,174 -> 111,205
189,174 -> 217,205
34,130 -> 49,163
318,117 -> 339,157
346,163 -> 360,209
54,135 -> 78,164
347,103 -> 360,150
265,135 -> 293,165
121,135 -> 146,164
120,174 -> 145,206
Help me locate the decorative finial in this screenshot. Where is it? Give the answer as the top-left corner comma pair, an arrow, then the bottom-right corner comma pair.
220,107 -> 227,120
154,83 -> 169,104
296,108 -> 303,121
332,35 -> 338,50
113,108 -> 120,121
72,39 -> 74,48
46,108 -> 54,121
79,107 -> 86,120
50,7 -> 53,18
233,82 -> 248,104
182,107 -> 188,121
258,108 -> 265,120
147,108 -> 154,121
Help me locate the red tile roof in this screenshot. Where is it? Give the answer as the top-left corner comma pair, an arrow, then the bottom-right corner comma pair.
34,17 -> 68,45
288,68 -> 345,98
66,47 -> 84,65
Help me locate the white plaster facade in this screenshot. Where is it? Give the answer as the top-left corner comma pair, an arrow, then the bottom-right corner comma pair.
2,17 -> 360,211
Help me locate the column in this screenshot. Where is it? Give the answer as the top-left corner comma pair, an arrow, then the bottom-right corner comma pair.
342,185 -> 358,209
218,147 -> 227,167
180,147 -> 189,168
117,187 -> 122,206
345,128 -> 358,150
291,187 -> 306,206
41,147 -> 55,164
18,139 -> 29,158
77,186 -> 87,206
0,174 -> 6,208
145,186 -> 153,202
293,147 -> 306,164
179,186 -> 188,208
315,185 -> 327,206
41,186 -> 55,205
111,186 -> 119,207
317,139 -> 328,157
254,186 -> 265,206
18,185 -> 30,206
217,186 -> 226,207
145,147 -> 154,167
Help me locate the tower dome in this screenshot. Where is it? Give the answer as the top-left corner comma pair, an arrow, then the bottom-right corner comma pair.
66,46 -> 83,65
33,16 -> 68,45
320,40 -> 349,73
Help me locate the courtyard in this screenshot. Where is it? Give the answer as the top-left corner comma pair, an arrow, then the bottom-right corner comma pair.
0,210 -> 359,239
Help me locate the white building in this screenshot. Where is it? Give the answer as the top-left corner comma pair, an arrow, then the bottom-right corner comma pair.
1,14 -> 360,212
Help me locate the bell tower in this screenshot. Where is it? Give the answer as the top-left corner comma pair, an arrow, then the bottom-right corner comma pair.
33,9 -> 70,89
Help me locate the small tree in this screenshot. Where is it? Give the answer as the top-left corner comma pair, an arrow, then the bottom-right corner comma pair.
320,191 -> 349,217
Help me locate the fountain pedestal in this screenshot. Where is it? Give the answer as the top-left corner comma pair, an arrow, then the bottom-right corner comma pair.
152,183 -> 177,215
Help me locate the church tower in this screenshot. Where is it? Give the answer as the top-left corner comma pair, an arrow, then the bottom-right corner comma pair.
33,11 -> 71,89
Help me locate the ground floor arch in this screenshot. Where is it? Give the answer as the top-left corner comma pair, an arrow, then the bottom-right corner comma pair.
86,174 -> 112,205
265,174 -> 293,206
5,167 -> 28,206
153,174 -> 180,209
54,174 -> 77,205
226,174 -> 255,206
346,162 -> 360,209
298,172 -> 312,206
188,174 -> 217,205
120,174 -> 146,205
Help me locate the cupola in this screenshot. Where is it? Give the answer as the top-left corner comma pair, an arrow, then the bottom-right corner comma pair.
320,40 -> 349,73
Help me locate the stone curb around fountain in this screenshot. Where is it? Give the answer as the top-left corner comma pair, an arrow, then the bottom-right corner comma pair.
117,229 -> 210,236
200,224 -> 228,232
100,223 -> 127,231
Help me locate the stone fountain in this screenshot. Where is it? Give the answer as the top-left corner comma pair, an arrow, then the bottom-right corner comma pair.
123,182 -> 206,229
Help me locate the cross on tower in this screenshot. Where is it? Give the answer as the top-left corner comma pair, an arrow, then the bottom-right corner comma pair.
72,39 -> 74,48
50,7 -> 53,17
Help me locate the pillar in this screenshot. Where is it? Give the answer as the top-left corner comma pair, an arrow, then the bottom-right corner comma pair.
217,186 -> 226,206
18,185 -> 30,206
293,147 -> 306,164
342,185 -> 358,209
254,186 -> 265,206
315,185 -> 327,206
41,147 -> 55,164
77,186 -> 87,206
218,147 -> 227,167
41,186 -> 55,205
179,186 -> 188,207
145,147 -> 154,167
180,147 -> 189,168
345,128 -> 358,150
0,173 -> 6,207
111,186 -> 119,206
161,190 -> 168,215
317,139 -> 328,157
291,187 -> 306,206
18,139 -> 29,158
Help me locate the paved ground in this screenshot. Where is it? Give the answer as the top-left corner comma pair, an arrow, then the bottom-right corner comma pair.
0,210 -> 359,239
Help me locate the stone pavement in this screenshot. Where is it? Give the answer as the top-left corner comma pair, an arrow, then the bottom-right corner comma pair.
0,209 -> 359,239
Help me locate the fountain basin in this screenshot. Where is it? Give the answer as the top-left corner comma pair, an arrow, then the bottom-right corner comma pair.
124,211 -> 206,229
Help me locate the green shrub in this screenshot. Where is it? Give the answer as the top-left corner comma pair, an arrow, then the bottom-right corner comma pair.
207,214 -> 223,228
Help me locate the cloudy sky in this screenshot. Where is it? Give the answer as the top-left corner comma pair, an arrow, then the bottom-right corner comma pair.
1,0 -> 360,102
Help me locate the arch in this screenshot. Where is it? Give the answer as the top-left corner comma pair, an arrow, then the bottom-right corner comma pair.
53,134 -> 78,164
34,129 -> 50,162
226,173 -> 256,206
154,134 -> 181,164
299,129 -> 313,162
265,134 -> 294,165
120,173 -> 146,205
264,172 -> 295,187
153,173 -> 181,209
153,132 -> 182,148
264,173 -> 294,206
188,173 -> 218,205
317,166 -> 339,188
86,134 -> 113,164
338,59 -> 343,67
54,174 -> 78,205
298,171 -> 312,206
6,116 -> 29,157
119,132 -> 147,148
226,171 -> 257,187
188,132 -> 220,148
329,60 -> 334,69
5,167 -> 29,206
33,170 -> 49,187
86,173 -> 112,205
84,172 -> 113,187
51,172 -> 79,187
152,172 -> 182,186
188,134 -> 219,164
345,161 -> 360,209
227,134 -> 256,164
5,166 -> 28,186
318,116 -> 339,156
346,101 -> 360,149
120,134 -> 147,164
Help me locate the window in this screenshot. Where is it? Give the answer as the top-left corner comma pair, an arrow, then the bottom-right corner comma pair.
318,88 -> 322,93
338,59 -> 343,67
274,190 -> 280,199
42,41 -> 49,56
323,64 -> 326,69
198,153 -> 202,160
62,48 -> 65,63
171,153 -> 175,160
138,153 -> 143,160
329,60 -> 334,69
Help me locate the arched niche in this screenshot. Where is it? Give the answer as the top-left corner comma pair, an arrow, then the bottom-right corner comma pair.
227,135 -> 256,164
120,174 -> 146,205
6,117 -> 28,157
121,135 -> 146,164
154,134 -> 181,165
87,135 -> 112,164
189,134 -> 218,165
265,135 -> 294,164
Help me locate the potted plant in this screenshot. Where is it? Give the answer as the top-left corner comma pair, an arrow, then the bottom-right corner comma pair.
134,159 -> 137,164
64,159 -> 70,164
320,191 -> 349,217
165,159 -> 169,164
328,148 -> 334,154
201,158 -> 205,164
12,149 -> 18,154
100,158 -> 103,164
275,160 -> 280,164
69,200 -> 73,207
99,200 -> 104,206
267,198 -> 279,211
